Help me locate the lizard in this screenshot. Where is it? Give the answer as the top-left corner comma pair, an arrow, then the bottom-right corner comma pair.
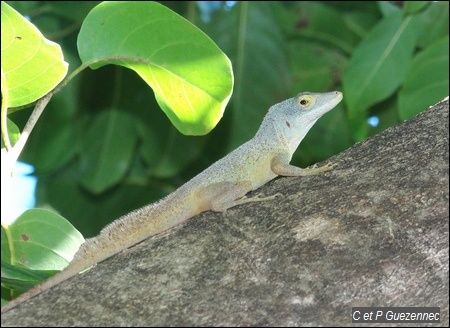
1,90 -> 343,313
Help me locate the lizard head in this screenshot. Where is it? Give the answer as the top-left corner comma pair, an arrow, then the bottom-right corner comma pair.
292,91 -> 343,122
258,91 -> 343,152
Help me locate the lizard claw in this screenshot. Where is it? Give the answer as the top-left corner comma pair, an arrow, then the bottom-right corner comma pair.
325,162 -> 338,170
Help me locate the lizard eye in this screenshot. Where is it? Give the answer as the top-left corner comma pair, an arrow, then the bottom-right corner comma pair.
296,95 -> 315,108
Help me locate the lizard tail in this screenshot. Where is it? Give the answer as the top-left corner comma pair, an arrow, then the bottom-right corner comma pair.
1,257 -> 90,313
2,189 -> 198,313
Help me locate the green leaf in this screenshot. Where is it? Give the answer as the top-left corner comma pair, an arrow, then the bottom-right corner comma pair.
2,209 -> 84,271
403,1 -> 430,15
297,2 -> 360,54
28,121 -> 77,173
213,2 -> 291,149
0,2 -> 68,107
378,1 -> 402,17
343,11 -> 380,39
77,1 -> 233,136
1,118 -> 20,148
80,109 -> 138,194
416,1 -> 449,48
1,260 -> 57,295
19,75 -> 80,173
139,122 -> 206,179
398,38 -> 449,120
289,41 -> 347,92
343,12 -> 418,139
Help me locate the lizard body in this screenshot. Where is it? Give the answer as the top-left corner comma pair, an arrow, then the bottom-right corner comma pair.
1,91 -> 343,313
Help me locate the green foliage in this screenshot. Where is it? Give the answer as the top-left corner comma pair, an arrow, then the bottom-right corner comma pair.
343,11 -> 418,139
1,2 -> 68,107
1,209 -> 83,299
2,209 -> 84,270
1,119 -> 19,148
78,1 -> 233,136
398,38 -> 449,120
1,0 -> 448,306
79,110 -> 138,194
207,2 -> 292,149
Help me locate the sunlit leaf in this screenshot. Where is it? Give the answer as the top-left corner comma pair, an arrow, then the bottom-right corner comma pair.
0,2 -> 68,107
77,1 -> 233,136
2,209 -> 84,271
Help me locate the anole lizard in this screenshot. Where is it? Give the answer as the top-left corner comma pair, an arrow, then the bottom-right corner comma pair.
1,91 -> 343,313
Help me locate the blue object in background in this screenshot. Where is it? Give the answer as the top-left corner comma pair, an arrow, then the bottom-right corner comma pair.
197,1 -> 237,22
1,161 -> 37,224
368,116 -> 380,128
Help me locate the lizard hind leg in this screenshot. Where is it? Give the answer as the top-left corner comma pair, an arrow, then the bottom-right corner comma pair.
229,192 -> 281,208
197,181 -> 279,213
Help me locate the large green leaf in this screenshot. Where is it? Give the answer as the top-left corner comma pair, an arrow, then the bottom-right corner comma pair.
80,109 -> 138,194
2,209 -> 84,271
343,11 -> 418,139
212,2 -> 291,149
77,1 -> 233,136
398,38 -> 449,120
0,1 -> 68,107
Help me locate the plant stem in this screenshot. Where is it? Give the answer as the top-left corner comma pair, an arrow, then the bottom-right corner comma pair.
8,92 -> 53,165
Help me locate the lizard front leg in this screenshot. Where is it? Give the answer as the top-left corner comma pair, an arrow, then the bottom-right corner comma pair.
271,153 -> 335,177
